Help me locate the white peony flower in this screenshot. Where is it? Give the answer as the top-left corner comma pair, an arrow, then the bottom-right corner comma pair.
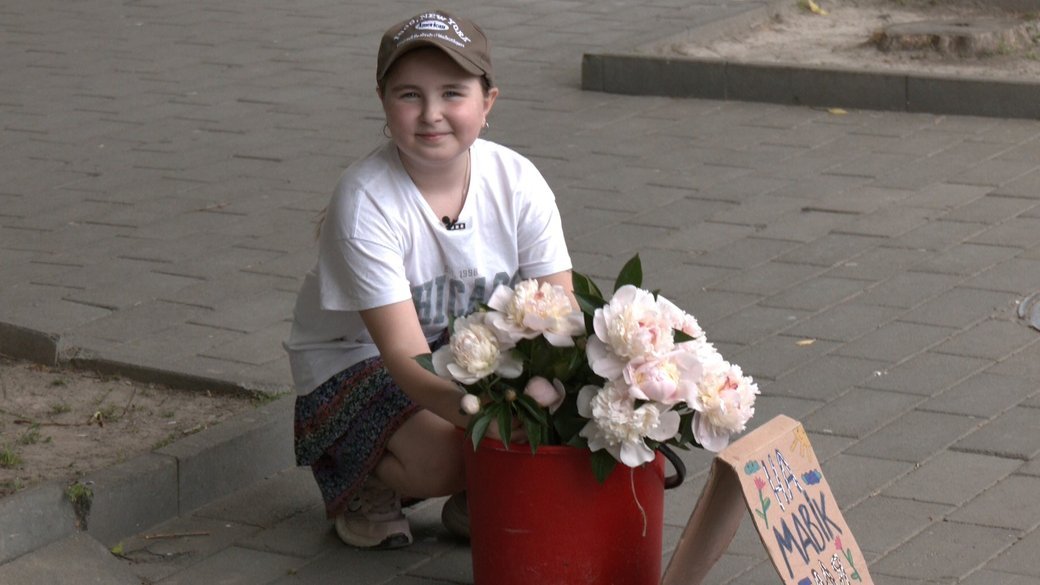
587,285 -> 677,379
657,294 -> 706,342
689,361 -> 759,452
432,313 -> 522,385
576,380 -> 680,467
485,280 -> 584,347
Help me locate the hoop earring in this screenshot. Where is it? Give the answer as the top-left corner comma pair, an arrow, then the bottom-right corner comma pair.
382,123 -> 391,138
481,120 -> 490,135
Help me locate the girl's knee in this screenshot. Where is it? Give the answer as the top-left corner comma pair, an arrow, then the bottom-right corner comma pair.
412,438 -> 465,494
386,422 -> 465,497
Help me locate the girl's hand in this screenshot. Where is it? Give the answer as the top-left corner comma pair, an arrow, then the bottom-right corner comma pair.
485,417 -> 528,444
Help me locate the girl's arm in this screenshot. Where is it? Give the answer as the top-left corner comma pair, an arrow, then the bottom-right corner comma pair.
360,300 -> 470,429
537,269 -> 577,308
361,270 -> 574,433
536,269 -> 572,291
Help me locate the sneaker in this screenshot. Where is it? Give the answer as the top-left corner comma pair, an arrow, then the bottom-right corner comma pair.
335,478 -> 413,549
441,491 -> 470,540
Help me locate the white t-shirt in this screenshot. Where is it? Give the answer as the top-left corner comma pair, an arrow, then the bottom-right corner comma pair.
284,139 -> 572,394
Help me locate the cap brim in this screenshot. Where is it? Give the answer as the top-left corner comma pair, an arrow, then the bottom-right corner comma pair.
379,40 -> 488,82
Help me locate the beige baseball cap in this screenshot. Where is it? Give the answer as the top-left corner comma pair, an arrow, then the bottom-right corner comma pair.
377,10 -> 493,87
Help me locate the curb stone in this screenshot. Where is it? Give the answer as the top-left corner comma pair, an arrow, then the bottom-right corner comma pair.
0,531 -> 141,585
0,483 -> 77,565
0,319 -> 289,397
581,0 -> 1040,119
0,323 -> 61,367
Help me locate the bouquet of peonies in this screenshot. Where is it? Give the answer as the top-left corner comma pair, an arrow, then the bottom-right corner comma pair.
418,256 -> 758,481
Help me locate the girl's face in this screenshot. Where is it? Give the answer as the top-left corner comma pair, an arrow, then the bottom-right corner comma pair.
380,48 -> 497,173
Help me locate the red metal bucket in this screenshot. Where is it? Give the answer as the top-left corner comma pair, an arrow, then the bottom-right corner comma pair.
465,438 -> 666,585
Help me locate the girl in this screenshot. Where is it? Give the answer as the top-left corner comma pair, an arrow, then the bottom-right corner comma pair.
284,10 -> 574,549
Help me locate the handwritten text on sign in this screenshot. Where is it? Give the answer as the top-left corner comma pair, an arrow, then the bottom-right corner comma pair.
733,424 -> 871,585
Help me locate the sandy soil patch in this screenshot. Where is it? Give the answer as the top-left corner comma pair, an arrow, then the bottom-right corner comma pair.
658,0 -> 1040,81
0,356 -> 263,498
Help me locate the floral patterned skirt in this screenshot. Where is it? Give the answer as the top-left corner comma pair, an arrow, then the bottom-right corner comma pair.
294,356 -> 419,518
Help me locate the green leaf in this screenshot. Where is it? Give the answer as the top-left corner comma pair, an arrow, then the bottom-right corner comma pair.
563,346 -> 585,379
414,353 -> 437,375
469,411 -> 494,451
527,339 -> 553,376
523,415 -> 543,454
552,396 -> 588,446
574,290 -> 605,317
564,432 -> 589,449
678,411 -> 697,446
572,270 -> 603,300
498,404 -> 513,448
515,393 -> 548,426
613,254 -> 643,291
674,329 -> 695,343
590,450 -> 618,483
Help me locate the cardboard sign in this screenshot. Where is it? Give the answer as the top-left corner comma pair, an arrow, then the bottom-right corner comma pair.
662,415 -> 873,585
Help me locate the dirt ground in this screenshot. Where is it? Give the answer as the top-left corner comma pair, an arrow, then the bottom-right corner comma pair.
659,0 -> 1040,81
0,356 -> 262,498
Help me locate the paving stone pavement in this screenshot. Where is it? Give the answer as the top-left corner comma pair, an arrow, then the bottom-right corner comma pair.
2,0 -> 1040,583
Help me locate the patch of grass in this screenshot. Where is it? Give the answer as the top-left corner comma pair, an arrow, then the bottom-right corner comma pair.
0,479 -> 24,495
65,481 -> 94,529
151,432 -> 179,451
250,390 -> 290,407
96,404 -> 122,423
66,481 -> 93,504
0,446 -> 21,469
17,424 -> 49,446
50,402 -> 72,415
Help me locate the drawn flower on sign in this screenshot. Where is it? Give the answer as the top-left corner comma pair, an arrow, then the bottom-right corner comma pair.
802,469 -> 822,485
752,475 -> 772,529
744,460 -> 761,475
835,536 -> 843,551
843,547 -> 863,582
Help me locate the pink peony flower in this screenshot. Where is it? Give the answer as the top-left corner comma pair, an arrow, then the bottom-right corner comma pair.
689,361 -> 759,452
623,349 -> 704,406
587,285 -> 677,379
523,376 -> 565,413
